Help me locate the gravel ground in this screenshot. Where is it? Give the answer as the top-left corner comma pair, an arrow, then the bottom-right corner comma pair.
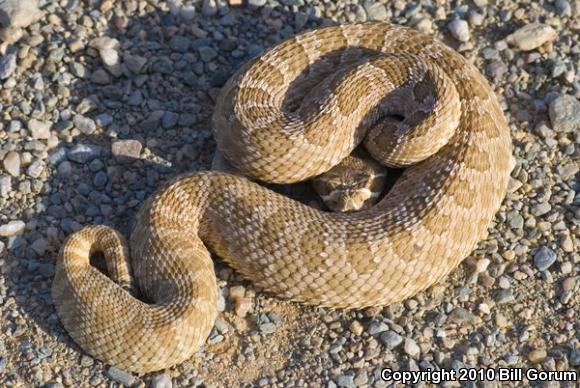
0,0 -> 579,387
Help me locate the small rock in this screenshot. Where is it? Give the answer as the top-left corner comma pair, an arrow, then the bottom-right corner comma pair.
528,349 -> 547,364
89,36 -> 119,51
31,238 -> 48,255
0,52 -> 17,79
106,367 -> 135,386
404,338 -> 421,358
534,246 -> 557,271
27,160 -> 44,178
350,320 -> 363,336
99,48 -> 119,67
494,313 -> 509,328
549,95 -> 580,133
91,69 -> 111,84
2,151 -> 20,176
555,0 -> 572,17
448,19 -> 470,42
68,144 -> 101,164
248,0 -> 267,6
449,307 -> 477,324
505,23 -> 557,51
570,349 -> 580,366
364,2 -> 388,21
475,258 -> 491,273
80,355 -> 94,367
494,289 -> 515,304
0,220 -> 26,237
179,5 -> 196,20
507,211 -> 524,229
73,115 -> 96,135
124,54 -> 147,74
561,276 -> 577,292
198,46 -> 217,62
162,111 -> 179,129
169,35 -> 190,52
380,330 -> 403,349
336,374 -> 354,388
95,113 -> 113,128
27,119 -> 51,139
150,374 -> 172,388
229,285 -> 245,300
202,0 -> 218,16
111,140 -> 142,162
531,202 -> 551,216
367,320 -> 389,335
0,175 -> 11,197
234,297 -> 252,317
0,0 -> 42,32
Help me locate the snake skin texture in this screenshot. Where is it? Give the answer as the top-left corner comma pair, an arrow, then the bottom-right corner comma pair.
52,23 -> 513,373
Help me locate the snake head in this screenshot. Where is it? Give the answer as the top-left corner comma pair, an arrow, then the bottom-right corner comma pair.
312,149 -> 388,212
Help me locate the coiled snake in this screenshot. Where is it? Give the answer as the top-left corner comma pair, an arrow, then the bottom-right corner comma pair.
52,23 -> 512,372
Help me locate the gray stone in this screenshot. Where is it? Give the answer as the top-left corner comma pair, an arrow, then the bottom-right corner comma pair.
151,374 -> 172,388
448,307 -> 477,324
111,140 -> 142,162
2,151 -> 20,177
198,46 -> 217,62
448,19 -> 470,42
507,211 -> 524,229
68,144 -> 101,164
162,111 -> 179,129
248,0 -> 267,6
106,367 -> 135,386
70,62 -> 88,78
127,90 -> 143,106
555,0 -> 572,16
549,95 -> 580,133
26,160 -> 44,178
534,246 -> 557,271
202,0 -> 218,17
0,0 -> 42,31
7,120 -> 21,132
31,238 -> 48,255
95,113 -> 113,127
0,220 -> 25,237
91,69 -> 111,84
570,349 -> 580,366
404,338 -> 421,358
364,2 -> 388,21
73,115 -> 96,135
179,5 -> 196,21
495,289 -> 515,304
169,35 -> 190,52
0,52 -> 17,79
27,119 -> 51,139
0,175 -> 10,197
531,202 -> 551,216
124,54 -> 147,74
367,320 -> 389,335
336,374 -> 355,388
379,330 -> 403,349
487,60 -> 508,79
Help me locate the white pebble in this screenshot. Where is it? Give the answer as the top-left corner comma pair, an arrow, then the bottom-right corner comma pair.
0,220 -> 26,237
448,19 -> 470,42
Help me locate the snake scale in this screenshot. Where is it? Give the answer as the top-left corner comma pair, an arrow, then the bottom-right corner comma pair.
52,23 -> 512,372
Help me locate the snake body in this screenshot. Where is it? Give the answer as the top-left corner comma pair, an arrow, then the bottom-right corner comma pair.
52,23 -> 512,372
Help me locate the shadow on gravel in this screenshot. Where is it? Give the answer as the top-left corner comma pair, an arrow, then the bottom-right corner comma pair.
1,2 -> 334,385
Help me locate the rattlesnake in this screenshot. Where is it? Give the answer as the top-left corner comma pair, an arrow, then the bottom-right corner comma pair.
52,23 -> 512,373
